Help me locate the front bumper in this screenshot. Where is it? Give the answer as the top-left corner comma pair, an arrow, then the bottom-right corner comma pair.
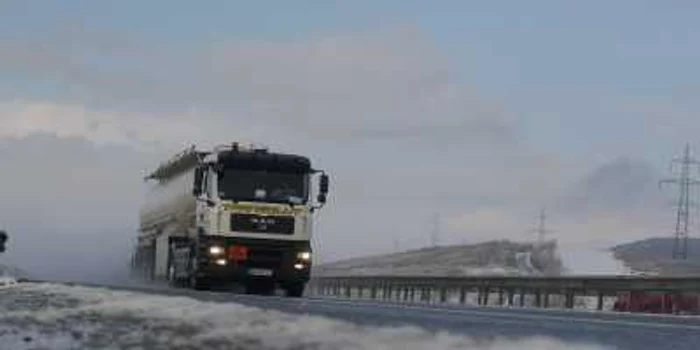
196,236 -> 311,285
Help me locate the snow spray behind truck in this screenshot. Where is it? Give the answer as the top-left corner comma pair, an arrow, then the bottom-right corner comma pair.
130,142 -> 329,297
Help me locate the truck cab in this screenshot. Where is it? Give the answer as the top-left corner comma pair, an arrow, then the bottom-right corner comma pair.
132,142 -> 329,297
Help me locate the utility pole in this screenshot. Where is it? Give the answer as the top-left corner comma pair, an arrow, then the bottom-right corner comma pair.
659,143 -> 700,260
528,207 -> 552,245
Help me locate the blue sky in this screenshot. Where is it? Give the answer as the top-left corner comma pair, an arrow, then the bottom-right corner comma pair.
3,0 -> 698,164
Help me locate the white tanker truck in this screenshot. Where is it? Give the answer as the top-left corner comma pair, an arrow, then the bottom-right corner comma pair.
130,142 -> 329,297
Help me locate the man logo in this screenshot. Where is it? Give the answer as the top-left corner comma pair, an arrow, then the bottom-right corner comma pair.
251,217 -> 276,230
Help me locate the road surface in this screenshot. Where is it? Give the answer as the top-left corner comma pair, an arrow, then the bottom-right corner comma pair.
3,280 -> 699,349
64,281 -> 700,349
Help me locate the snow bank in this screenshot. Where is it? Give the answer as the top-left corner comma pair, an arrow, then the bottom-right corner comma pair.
0,282 -> 613,350
0,275 -> 17,288
559,245 -> 631,275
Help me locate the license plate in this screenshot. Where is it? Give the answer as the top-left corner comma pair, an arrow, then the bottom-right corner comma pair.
248,268 -> 273,277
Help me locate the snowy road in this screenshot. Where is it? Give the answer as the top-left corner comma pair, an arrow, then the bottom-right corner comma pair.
1,281 -> 697,349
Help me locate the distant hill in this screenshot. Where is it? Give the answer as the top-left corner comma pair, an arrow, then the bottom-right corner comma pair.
314,239 -> 564,277
611,237 -> 700,275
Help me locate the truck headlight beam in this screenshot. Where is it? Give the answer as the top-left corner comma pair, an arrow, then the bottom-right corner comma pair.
209,246 -> 224,255
297,251 -> 311,261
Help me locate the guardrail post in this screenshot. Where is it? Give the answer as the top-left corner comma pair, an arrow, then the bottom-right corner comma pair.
544,292 -> 550,308
439,288 -> 448,303
508,289 -> 515,306
498,289 -> 504,306
483,288 -> 490,305
459,288 -> 467,304
597,292 -> 604,310
370,285 -> 377,300
345,285 -> 351,298
535,290 -> 542,308
519,289 -> 525,307
565,290 -> 575,309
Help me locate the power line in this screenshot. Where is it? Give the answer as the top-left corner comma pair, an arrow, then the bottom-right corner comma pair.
659,143 -> 700,260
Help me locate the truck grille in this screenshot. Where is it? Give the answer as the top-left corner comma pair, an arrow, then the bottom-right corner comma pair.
230,213 -> 295,235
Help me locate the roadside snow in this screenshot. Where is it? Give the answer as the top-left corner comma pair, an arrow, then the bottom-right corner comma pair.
0,282 -> 613,350
0,275 -> 17,287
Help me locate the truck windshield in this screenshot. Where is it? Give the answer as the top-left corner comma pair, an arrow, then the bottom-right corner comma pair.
217,169 -> 308,204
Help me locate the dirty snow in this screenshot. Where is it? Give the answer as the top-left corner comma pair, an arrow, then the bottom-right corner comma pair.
0,282 -> 613,350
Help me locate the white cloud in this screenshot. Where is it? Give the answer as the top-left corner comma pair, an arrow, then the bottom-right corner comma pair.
0,25 -> 678,274
0,27 -> 514,148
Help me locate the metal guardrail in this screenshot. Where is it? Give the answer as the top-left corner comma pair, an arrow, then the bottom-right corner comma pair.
308,275 -> 700,311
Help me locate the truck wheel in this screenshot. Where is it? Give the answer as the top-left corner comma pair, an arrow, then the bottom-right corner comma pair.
285,283 -> 305,298
168,264 -> 182,288
189,276 -> 210,291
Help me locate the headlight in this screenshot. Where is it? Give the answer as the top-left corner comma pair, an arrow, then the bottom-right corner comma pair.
209,246 -> 224,255
297,251 -> 311,261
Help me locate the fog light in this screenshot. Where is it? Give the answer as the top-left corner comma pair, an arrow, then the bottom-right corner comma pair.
297,251 -> 311,261
209,246 -> 224,255
215,259 -> 227,266
294,263 -> 304,270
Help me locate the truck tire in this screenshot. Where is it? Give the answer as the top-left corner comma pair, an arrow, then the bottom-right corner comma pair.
285,283 -> 305,298
189,275 -> 210,291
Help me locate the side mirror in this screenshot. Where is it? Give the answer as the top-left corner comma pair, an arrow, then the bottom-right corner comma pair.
320,173 -> 329,194
317,173 -> 329,204
193,167 -> 204,196
0,230 -> 7,253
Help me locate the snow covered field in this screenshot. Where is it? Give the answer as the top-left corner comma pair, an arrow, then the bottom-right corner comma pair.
0,282 -> 612,350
